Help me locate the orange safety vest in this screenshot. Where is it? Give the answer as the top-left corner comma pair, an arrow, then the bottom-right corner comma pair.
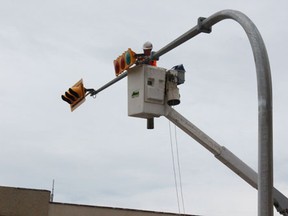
149,60 -> 157,66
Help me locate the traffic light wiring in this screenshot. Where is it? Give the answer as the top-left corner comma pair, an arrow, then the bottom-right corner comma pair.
168,120 -> 186,214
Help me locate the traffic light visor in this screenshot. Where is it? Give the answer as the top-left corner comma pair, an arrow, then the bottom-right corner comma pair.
114,60 -> 120,76
113,48 -> 136,76
61,79 -> 86,112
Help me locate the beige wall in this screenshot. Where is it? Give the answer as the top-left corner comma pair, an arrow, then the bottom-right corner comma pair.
49,202 -> 197,216
0,186 -> 199,216
0,186 -> 50,216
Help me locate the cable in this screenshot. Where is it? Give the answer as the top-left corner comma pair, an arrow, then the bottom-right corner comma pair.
169,120 -> 186,215
169,121 -> 181,214
174,125 -> 186,214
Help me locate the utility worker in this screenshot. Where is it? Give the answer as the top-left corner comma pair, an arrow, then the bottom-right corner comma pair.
143,41 -> 157,66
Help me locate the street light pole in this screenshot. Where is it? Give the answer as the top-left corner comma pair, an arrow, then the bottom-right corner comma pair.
151,10 -> 273,216
93,10 -> 273,215
162,10 -> 273,216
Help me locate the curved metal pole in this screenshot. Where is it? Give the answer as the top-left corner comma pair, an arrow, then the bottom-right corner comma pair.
203,11 -> 273,216
153,10 -> 273,216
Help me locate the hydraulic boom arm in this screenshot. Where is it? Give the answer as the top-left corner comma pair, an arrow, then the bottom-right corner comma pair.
165,106 -> 288,215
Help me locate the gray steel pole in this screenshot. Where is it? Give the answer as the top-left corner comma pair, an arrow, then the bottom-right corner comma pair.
92,71 -> 128,96
197,10 -> 273,216
152,10 -> 273,216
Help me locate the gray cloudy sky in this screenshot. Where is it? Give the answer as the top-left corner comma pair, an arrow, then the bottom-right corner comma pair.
0,1 -> 287,216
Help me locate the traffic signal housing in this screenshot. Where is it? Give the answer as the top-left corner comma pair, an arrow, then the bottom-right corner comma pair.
61,79 -> 86,112
114,48 -> 136,76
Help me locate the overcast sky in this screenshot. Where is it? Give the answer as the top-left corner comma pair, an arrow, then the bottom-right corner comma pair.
0,1 -> 287,216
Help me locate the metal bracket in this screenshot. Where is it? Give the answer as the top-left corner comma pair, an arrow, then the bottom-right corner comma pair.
197,17 -> 212,33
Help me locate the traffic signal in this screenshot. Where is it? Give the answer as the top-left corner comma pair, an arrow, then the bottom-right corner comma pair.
114,48 -> 136,76
61,79 -> 86,112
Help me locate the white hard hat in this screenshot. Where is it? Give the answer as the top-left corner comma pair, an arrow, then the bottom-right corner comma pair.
143,41 -> 153,50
